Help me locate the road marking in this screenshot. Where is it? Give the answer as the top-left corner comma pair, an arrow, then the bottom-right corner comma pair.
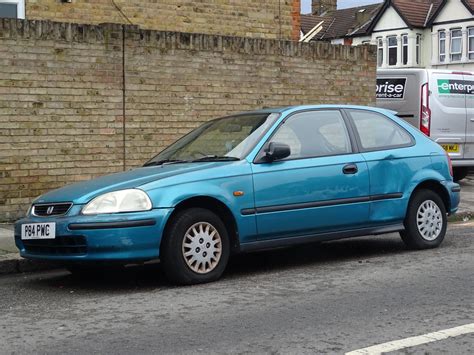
346,323 -> 474,355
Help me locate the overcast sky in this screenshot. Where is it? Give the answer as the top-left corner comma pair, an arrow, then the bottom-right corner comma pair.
301,0 -> 382,12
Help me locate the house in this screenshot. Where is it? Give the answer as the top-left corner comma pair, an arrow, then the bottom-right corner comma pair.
302,0 -> 474,70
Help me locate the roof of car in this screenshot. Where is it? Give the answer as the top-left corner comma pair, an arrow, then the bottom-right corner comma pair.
250,105 -> 390,115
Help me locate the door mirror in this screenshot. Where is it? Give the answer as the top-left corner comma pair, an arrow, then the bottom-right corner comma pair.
264,142 -> 291,162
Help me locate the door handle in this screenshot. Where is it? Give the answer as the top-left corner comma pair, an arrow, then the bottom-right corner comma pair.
470,118 -> 474,122
343,163 -> 358,174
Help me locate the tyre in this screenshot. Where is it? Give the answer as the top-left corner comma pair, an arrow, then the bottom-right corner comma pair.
400,189 -> 447,250
453,167 -> 469,182
161,208 -> 230,285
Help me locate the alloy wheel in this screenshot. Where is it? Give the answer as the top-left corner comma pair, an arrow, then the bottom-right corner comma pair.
182,222 -> 222,274
416,200 -> 443,241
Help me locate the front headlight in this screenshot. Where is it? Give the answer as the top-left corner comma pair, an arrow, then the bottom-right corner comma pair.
82,189 -> 152,215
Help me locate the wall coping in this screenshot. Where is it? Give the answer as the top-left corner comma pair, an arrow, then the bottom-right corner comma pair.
0,18 -> 375,62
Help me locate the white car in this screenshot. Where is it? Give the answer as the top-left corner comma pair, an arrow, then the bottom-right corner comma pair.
377,68 -> 474,181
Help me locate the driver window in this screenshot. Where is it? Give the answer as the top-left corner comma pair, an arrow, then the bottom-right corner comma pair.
270,110 -> 352,159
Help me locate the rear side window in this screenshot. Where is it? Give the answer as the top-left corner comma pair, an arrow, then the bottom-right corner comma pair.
348,110 -> 413,151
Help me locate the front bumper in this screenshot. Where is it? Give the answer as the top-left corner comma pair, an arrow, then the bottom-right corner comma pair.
14,206 -> 173,262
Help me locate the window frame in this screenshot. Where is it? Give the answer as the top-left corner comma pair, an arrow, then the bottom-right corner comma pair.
387,35 -> 398,66
416,34 -> 421,65
0,0 -> 25,19
377,37 -> 383,67
401,34 -> 408,65
343,109 -> 415,153
253,109 -> 357,164
450,28 -> 463,62
468,27 -> 474,60
439,30 -> 446,63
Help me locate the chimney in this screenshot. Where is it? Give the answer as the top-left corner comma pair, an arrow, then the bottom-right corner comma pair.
312,0 -> 337,15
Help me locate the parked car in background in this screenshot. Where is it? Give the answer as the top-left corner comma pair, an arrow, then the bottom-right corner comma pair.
15,105 -> 460,284
376,69 -> 474,182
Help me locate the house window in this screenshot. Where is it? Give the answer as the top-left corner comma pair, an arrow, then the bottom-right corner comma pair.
377,38 -> 383,67
450,29 -> 462,61
416,34 -> 421,65
387,36 -> 397,66
402,34 -> 408,65
0,0 -> 25,19
469,28 -> 474,60
439,30 -> 446,63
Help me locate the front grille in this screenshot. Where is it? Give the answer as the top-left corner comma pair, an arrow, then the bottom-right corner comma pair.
22,235 -> 87,256
33,203 -> 72,217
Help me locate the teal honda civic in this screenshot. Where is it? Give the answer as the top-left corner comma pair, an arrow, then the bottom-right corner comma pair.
15,105 -> 460,284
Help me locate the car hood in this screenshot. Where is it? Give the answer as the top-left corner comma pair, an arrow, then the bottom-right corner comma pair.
34,162 -> 236,205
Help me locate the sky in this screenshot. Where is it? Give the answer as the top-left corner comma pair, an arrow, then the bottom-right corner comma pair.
300,0 -> 383,12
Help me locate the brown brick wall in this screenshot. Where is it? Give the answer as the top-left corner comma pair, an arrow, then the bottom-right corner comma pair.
26,0 -> 296,40
0,19 -> 376,221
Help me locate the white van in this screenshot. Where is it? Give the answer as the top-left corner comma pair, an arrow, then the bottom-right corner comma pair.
376,69 -> 474,181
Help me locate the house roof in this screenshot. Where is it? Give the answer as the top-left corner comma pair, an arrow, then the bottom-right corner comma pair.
390,0 -> 445,28
301,3 -> 383,40
460,0 -> 474,14
301,0 -> 453,41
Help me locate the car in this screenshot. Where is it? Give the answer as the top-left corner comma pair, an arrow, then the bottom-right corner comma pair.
15,105 -> 460,285
376,69 -> 474,182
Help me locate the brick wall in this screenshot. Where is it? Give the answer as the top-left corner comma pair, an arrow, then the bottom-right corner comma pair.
26,0 -> 297,40
0,19 -> 376,221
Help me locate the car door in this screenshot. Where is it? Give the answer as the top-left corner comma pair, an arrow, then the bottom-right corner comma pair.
344,108 -> 419,225
463,73 -> 474,161
430,71 -> 467,161
250,109 -> 370,240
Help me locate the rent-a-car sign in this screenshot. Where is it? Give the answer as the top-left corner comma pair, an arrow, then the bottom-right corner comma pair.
376,78 -> 406,99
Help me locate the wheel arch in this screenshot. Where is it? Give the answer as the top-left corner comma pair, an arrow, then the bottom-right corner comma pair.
161,196 -> 240,253
409,179 -> 451,213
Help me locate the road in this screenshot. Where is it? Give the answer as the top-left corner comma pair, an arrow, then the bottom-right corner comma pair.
1,223 -> 473,354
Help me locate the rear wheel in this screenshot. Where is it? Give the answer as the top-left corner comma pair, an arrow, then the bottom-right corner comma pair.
453,167 -> 469,182
161,208 -> 230,285
400,189 -> 447,250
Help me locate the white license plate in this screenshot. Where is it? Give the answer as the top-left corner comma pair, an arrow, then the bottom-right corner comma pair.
21,223 -> 56,240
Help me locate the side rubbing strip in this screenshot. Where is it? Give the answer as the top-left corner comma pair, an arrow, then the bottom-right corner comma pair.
241,193 -> 403,215
241,208 -> 256,216
370,192 -> 403,201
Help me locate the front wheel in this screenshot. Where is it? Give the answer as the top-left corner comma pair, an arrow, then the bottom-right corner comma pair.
400,189 -> 447,250
161,208 -> 230,285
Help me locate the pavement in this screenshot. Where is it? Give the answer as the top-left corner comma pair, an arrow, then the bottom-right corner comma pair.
458,174 -> 474,218
0,223 -> 473,354
0,174 -> 473,275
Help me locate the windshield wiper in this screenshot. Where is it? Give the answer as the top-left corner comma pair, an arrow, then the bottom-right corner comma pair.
143,159 -> 188,167
191,155 -> 240,162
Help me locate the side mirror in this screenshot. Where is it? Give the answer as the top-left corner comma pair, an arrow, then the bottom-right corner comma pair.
264,142 -> 291,162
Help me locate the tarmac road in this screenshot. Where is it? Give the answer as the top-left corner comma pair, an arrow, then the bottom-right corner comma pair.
1,222 -> 473,354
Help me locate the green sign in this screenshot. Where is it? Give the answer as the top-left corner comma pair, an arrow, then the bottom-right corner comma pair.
437,79 -> 474,95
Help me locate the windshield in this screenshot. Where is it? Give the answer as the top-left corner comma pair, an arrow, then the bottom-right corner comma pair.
144,113 -> 279,166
